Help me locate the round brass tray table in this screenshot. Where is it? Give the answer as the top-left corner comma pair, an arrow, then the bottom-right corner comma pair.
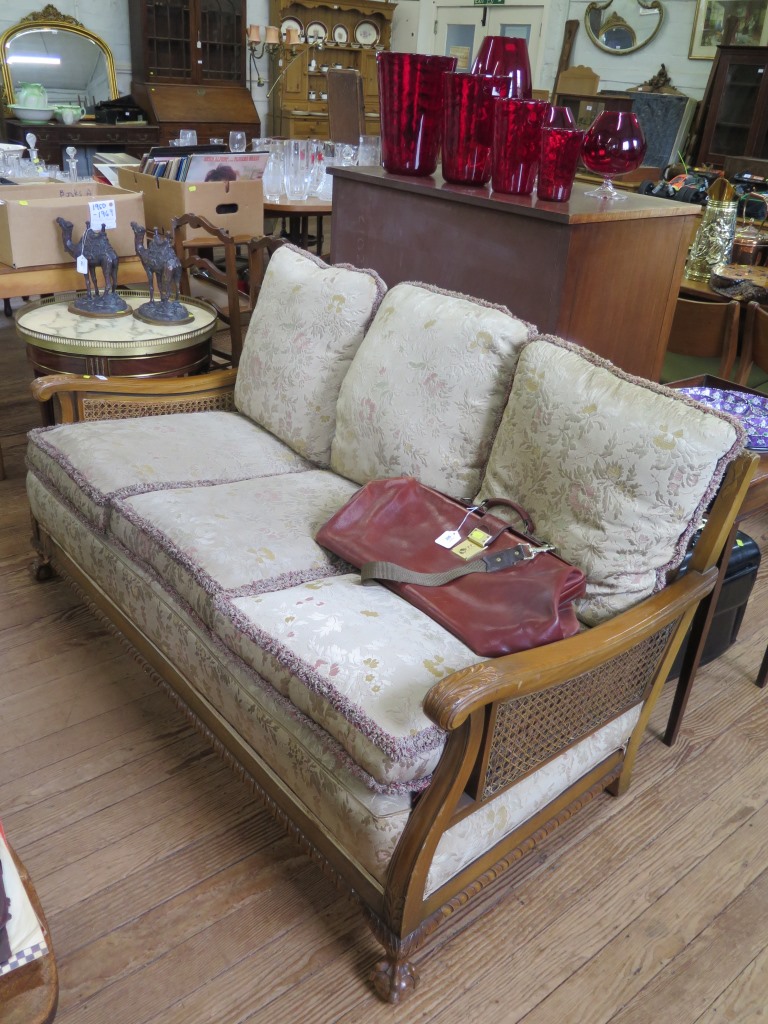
16,290 -> 218,383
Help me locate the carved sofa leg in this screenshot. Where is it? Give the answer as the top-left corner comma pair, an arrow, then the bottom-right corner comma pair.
370,957 -> 419,1004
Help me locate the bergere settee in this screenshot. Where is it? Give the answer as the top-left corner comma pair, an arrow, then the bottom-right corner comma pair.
26,245 -> 757,1003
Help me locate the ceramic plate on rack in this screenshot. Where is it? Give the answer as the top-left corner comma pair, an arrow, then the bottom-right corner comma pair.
280,17 -> 303,39
306,20 -> 328,43
332,24 -> 349,44
354,20 -> 380,46
677,387 -> 768,451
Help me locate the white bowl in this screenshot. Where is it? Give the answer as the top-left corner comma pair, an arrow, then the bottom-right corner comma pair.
10,105 -> 55,124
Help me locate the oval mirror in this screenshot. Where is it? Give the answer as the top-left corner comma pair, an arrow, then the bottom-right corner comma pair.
1,5 -> 118,110
585,0 -> 664,55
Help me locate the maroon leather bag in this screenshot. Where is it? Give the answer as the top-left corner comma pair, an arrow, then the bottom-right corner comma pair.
316,476 -> 586,657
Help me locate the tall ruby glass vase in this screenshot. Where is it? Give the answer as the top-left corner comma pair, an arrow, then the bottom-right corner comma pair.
471,36 -> 532,99
491,98 -> 550,195
442,73 -> 516,186
377,52 -> 458,176
581,111 -> 647,201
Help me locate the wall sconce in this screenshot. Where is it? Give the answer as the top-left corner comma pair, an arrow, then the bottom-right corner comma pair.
247,24 -> 321,90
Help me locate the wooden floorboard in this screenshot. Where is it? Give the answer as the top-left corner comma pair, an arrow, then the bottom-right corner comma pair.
2,310 -> 768,1021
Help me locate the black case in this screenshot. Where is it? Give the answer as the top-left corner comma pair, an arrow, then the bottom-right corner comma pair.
671,529 -> 761,675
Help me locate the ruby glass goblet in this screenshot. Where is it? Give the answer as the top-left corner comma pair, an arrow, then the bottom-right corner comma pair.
581,111 -> 647,201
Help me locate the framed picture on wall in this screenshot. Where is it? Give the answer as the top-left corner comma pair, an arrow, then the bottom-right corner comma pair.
689,0 -> 768,59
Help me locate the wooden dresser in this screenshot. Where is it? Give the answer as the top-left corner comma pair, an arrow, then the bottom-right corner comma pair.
330,166 -> 700,382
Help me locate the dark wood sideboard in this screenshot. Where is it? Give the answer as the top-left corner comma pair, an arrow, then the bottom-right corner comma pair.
3,119 -> 159,168
330,166 -> 700,381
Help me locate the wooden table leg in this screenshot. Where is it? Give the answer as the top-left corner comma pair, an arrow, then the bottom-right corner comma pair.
755,644 -> 768,688
664,521 -> 738,745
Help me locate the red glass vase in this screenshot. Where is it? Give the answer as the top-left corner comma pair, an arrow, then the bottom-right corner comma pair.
581,111 -> 647,201
471,36 -> 532,99
377,51 -> 458,176
442,73 -> 516,186
537,127 -> 585,202
491,98 -> 550,195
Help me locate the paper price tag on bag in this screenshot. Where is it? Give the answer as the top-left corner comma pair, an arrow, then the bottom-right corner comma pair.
88,198 -> 117,230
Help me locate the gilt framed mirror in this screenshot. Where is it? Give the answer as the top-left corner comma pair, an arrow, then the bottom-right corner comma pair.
0,4 -> 118,111
585,0 -> 665,55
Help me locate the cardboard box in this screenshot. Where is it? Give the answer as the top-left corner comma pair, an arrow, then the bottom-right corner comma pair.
0,182 -> 145,269
116,167 -> 263,241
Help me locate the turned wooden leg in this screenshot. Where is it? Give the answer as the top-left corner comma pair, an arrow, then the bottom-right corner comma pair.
370,958 -> 419,1004
32,556 -> 55,581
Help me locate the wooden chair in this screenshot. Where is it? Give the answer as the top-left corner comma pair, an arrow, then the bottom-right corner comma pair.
171,213 -> 256,368
554,64 -> 599,97
660,296 -> 740,384
246,235 -> 287,309
736,301 -> 768,393
327,68 -> 365,144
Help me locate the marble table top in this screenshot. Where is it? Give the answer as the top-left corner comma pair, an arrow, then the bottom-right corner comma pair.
15,291 -> 218,356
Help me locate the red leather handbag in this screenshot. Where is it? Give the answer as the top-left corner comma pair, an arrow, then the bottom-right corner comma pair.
316,476 -> 586,657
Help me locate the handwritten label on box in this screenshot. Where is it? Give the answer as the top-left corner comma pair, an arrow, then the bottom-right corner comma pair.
88,198 -> 117,230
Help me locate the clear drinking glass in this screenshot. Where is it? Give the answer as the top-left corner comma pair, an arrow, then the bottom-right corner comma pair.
229,130 -> 247,153
179,128 -> 198,146
283,140 -> 311,200
357,134 -> 381,166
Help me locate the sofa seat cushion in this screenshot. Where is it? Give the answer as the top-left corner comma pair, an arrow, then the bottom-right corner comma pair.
330,282 -> 536,497
109,470 -> 360,624
27,411 -> 311,532
211,574 -> 485,788
234,245 -> 386,466
26,468 -> 410,887
478,338 -> 745,625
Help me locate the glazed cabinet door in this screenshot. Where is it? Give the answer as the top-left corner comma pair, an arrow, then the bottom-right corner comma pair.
697,46 -> 768,167
134,0 -> 246,85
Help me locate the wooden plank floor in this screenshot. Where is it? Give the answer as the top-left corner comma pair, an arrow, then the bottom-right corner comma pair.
2,302 -> 768,1022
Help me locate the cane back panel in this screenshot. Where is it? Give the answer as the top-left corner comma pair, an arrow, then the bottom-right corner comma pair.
81,392 -> 235,421
482,621 -> 678,799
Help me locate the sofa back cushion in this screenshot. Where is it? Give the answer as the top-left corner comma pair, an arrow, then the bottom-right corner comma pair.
330,282 -> 536,497
477,337 -> 744,625
234,245 -> 386,466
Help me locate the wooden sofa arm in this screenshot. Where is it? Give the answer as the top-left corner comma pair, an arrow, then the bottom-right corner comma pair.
424,568 -> 716,732
30,370 -> 238,424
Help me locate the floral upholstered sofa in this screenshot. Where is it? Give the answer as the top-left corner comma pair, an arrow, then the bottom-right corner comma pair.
26,245 -> 757,1003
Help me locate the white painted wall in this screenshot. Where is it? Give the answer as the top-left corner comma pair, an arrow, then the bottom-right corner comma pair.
0,0 -> 718,125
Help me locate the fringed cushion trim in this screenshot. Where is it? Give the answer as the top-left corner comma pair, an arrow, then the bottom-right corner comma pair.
532,333 -> 747,591
212,591 -> 446,767
402,279 -> 538,340
282,243 -> 388,323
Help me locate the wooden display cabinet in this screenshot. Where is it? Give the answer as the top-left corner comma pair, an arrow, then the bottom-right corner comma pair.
267,0 -> 395,139
129,0 -> 260,145
696,45 -> 768,168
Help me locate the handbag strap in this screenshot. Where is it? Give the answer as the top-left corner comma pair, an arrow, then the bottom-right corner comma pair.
479,497 -> 535,536
361,542 -> 555,588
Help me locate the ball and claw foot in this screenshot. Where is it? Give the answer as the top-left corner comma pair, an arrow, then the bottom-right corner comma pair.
370,959 -> 418,1004
32,557 -> 54,582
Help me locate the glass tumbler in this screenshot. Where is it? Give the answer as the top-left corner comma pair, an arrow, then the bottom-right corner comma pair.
229,130 -> 247,153
537,127 -> 585,202
377,51 -> 457,176
283,140 -> 311,200
491,97 -> 550,195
